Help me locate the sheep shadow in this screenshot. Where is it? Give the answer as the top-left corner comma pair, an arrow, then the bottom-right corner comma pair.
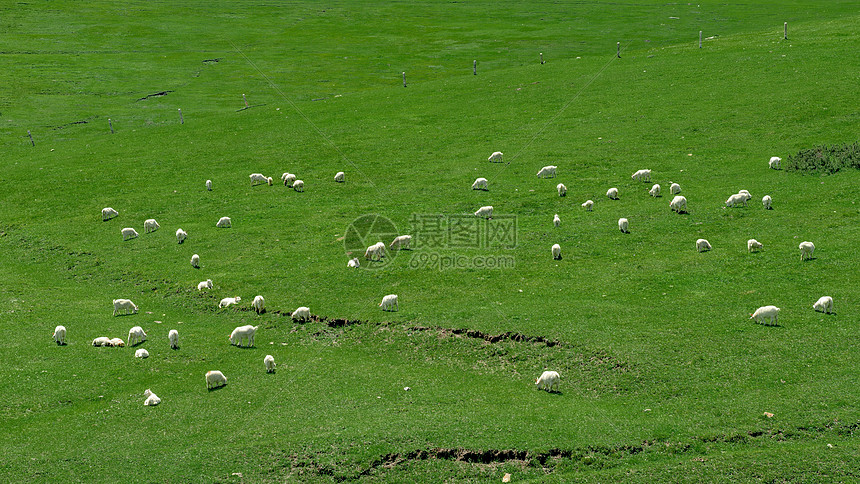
207,385 -> 227,392
754,322 -> 782,328
538,390 -> 564,395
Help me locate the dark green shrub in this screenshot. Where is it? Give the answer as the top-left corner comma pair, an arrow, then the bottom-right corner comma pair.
785,142 -> 860,174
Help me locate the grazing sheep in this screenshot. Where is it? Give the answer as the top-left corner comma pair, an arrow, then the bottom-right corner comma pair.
389,235 -> 412,250
197,279 -> 213,291
144,218 -> 160,233
143,388 -> 160,406
102,207 -> 118,221
282,173 -> 296,187
176,228 -> 187,244
557,183 -> 567,197
191,254 -> 200,268
762,195 -> 772,210
334,171 -> 345,183
631,169 -> 651,182
250,173 -> 273,186
347,257 -> 360,268
474,205 -> 493,219
219,296 -> 241,308
110,338 -> 125,347
799,241 -> 815,260
606,187 -> 619,200
128,326 -> 147,346
168,329 -> 179,349
229,325 -> 258,347
293,180 -> 304,192
121,227 -> 139,241
264,355 -> 276,373
535,370 -> 560,392
135,348 -> 149,358
216,216 -> 231,228
649,184 -> 661,197
379,294 -> 399,311
738,189 -> 751,202
813,296 -> 834,314
206,179 -> 212,191
291,306 -> 311,322
725,193 -> 748,208
670,183 -> 681,195
582,199 -> 594,211
618,218 -> 629,233
112,299 -> 138,316
488,151 -> 504,163
769,156 -> 781,169
670,195 -> 687,213
747,239 -> 763,252
252,295 -> 265,314
696,238 -> 711,252
551,244 -> 561,260
53,325 -> 66,345
92,337 -> 112,347
364,241 -> 386,261
471,177 -> 488,190
553,214 -> 560,228
205,370 -> 227,390
750,305 -> 780,325
536,165 -> 557,178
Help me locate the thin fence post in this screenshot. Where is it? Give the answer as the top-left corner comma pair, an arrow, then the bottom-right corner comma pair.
402,71 -> 406,87
179,108 -> 184,124
699,31 -> 702,48
616,42 -> 620,58
109,118 -> 114,134
473,60 -> 477,75
243,94 -> 248,107
540,52 -> 544,64
784,22 -> 788,40
28,130 -> 34,146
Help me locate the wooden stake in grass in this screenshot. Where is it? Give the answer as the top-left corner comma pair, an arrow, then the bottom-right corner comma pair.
699,31 -> 702,48
243,94 -> 248,107
178,108 -> 184,124
473,60 -> 477,75
402,71 -> 406,87
28,130 -> 34,146
616,42 -> 620,58
540,52 -> 544,64
109,118 -> 114,134
784,22 -> 788,40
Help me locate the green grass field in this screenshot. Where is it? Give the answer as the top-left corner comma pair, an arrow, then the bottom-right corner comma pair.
2,1 -> 859,481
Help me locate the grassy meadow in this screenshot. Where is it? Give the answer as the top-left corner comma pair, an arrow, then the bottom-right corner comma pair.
1,1 -> 859,481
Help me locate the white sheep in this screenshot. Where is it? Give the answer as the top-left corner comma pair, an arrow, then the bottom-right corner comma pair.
471,177 -> 488,190
762,195 -> 772,210
649,184 -> 661,197
197,279 -> 213,291
168,329 -> 179,349
176,228 -> 187,244
725,193 -> 748,208
670,183 -> 681,195
750,305 -> 780,325
738,189 -> 751,202
582,199 -> 594,211
250,173 -> 273,186
121,227 -> 139,241
670,195 -> 687,213
551,243 -> 561,260
606,187 -> 619,200
696,238 -> 711,252
334,171 -> 345,183
143,388 -> 160,406
769,156 -> 781,169
618,218 -> 629,233
747,239 -> 763,252
631,169 -> 651,182
292,306 -> 311,321
229,325 -> 258,347
474,205 -> 493,219
282,173 -> 296,187
102,207 -> 118,221
252,295 -> 265,314
191,254 -> 200,268
389,235 -> 412,250
205,370 -> 227,390
128,326 -> 147,346
553,214 -> 560,228
135,348 -> 149,358
364,241 -> 386,261
536,165 -> 557,178
535,370 -> 560,392
112,299 -> 138,316
92,337 -> 112,347
206,179 -> 212,191
293,180 -> 304,192
488,151 -> 503,163
557,183 -> 567,197
53,325 -> 66,345
219,296 -> 241,308
379,294 -> 398,311
799,241 -> 815,260
110,337 -> 125,347
347,257 -> 360,268
813,296 -> 834,314
216,216 -> 231,228
264,355 -> 276,373
144,218 -> 160,233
